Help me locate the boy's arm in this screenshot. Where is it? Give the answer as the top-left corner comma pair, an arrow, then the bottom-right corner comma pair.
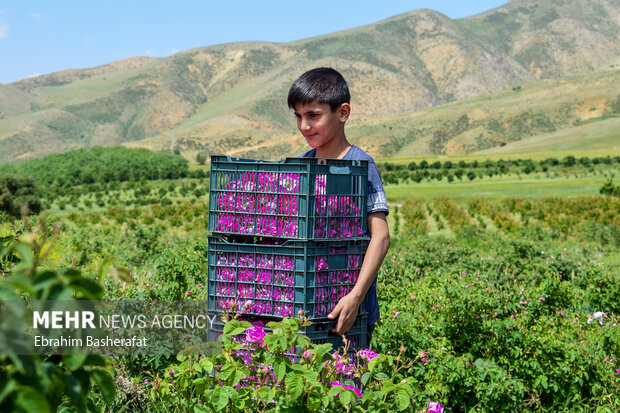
328,211 -> 390,334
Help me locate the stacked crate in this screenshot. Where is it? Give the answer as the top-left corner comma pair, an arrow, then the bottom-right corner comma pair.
207,155 -> 370,350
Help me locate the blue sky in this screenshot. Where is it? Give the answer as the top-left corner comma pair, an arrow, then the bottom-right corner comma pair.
0,1 -> 506,84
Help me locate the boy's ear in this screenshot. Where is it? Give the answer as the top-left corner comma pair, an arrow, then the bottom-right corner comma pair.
338,103 -> 351,123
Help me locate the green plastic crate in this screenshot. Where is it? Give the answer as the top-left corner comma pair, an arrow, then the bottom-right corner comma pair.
208,155 -> 368,239
207,236 -> 369,319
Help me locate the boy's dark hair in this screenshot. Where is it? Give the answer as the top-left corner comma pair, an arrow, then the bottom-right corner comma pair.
287,67 -> 350,112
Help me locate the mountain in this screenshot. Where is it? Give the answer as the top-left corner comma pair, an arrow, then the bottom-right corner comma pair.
0,0 -> 619,164
459,0 -> 620,78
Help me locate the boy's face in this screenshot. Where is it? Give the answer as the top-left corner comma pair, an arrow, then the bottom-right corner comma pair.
293,101 -> 349,149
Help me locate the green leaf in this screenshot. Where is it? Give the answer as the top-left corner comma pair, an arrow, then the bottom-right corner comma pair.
368,356 -> 381,372
65,369 -> 90,407
295,334 -> 311,348
212,387 -> 229,411
375,372 -> 390,382
62,268 -> 82,281
222,386 -> 239,405
302,370 -> 318,384
193,378 -> 206,395
313,343 -> 333,358
264,334 -> 279,350
228,326 -> 249,336
44,285 -> 73,300
113,267 -> 133,284
222,320 -> 241,335
199,358 -> 214,374
5,275 -> 35,295
286,373 -> 304,400
98,257 -> 117,279
13,242 -> 34,269
238,321 -> 253,329
339,390 -> 352,407
14,387 -> 52,413
361,371 -> 371,386
395,389 -> 411,411
73,369 -> 91,397
91,368 -> 115,405
62,354 -> 87,371
230,369 -> 243,387
0,287 -> 20,300
217,364 -> 234,381
307,389 -> 322,411
69,278 -> 103,299
397,382 -> 414,397
0,378 -> 17,405
32,271 -> 58,290
256,387 -> 272,401
83,355 -> 107,367
328,385 -> 343,398
274,360 -> 287,382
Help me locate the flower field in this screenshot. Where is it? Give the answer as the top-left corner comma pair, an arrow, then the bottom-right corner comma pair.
1,157 -> 619,411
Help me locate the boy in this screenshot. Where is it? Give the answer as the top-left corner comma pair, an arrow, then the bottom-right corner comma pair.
287,67 -> 390,343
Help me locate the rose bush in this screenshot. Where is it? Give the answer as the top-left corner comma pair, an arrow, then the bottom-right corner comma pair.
150,315 -> 443,412
373,233 -> 619,411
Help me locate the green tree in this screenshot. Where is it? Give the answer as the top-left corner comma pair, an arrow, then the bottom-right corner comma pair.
563,155 -> 576,167
196,153 -> 207,165
599,177 -> 620,197
0,175 -> 41,217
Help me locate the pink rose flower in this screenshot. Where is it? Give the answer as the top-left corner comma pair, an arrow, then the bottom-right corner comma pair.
331,382 -> 362,398
246,325 -> 266,344
358,349 -> 379,362
427,401 -> 444,413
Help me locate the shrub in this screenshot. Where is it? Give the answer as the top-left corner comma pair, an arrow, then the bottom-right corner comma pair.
0,221 -> 118,412
401,200 -> 428,234
151,316 -> 427,412
0,175 -> 41,217
433,197 -> 473,232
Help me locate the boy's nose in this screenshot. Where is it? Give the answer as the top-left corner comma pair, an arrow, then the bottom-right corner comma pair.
299,118 -> 311,131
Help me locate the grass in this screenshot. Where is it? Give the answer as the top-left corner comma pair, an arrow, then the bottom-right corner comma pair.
377,148 -> 620,165
384,170 -> 619,203
478,116 -> 620,154
32,68 -> 152,106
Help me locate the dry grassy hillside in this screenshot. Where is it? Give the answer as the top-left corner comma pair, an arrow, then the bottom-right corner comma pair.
0,0 -> 618,163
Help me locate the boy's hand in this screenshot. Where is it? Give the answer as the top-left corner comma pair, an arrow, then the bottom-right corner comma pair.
328,292 -> 361,335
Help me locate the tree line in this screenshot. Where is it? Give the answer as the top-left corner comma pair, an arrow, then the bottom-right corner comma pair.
0,147 -> 205,217
377,155 -> 620,184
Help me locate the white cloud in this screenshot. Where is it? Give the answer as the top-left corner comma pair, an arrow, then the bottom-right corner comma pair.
28,13 -> 42,19
146,48 -> 155,57
170,48 -> 179,55
0,20 -> 8,39
82,37 -> 92,45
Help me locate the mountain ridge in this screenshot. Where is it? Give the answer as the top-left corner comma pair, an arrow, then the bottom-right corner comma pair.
0,0 -> 618,164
